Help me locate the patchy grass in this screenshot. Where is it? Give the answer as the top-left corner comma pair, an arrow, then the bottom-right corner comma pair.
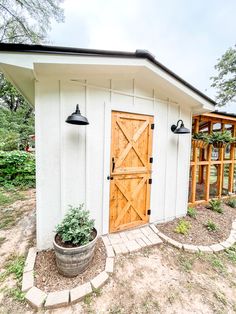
0,187 -> 27,230
0,188 -> 25,208
0,255 -> 26,308
6,287 -> 26,302
207,255 -> 227,274
0,255 -> 25,282
178,255 -> 195,272
225,245 -> 236,263
141,292 -> 160,313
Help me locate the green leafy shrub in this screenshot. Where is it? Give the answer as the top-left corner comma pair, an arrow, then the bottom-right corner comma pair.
205,220 -> 219,232
225,198 -> 236,208
207,199 -> 223,214
187,207 -> 197,219
174,219 -> 191,235
56,205 -> 95,246
0,151 -> 35,188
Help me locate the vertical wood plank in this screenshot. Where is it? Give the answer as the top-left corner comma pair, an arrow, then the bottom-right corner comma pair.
204,121 -> 212,201
191,118 -> 199,203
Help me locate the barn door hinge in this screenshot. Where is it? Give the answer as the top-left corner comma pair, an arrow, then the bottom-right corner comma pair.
147,209 -> 151,215
148,178 -> 152,184
149,157 -> 153,163
151,123 -> 155,130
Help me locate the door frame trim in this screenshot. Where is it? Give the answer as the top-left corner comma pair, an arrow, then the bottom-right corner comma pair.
102,102 -> 158,234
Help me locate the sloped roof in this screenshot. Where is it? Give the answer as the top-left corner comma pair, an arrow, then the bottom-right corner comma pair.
0,43 -> 216,106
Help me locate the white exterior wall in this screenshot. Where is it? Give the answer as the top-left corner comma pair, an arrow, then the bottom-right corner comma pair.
35,78 -> 192,250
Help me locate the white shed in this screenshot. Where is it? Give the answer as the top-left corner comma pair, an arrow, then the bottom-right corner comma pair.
0,43 -> 215,250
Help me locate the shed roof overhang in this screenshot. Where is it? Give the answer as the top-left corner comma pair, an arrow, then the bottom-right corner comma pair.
0,43 -> 215,112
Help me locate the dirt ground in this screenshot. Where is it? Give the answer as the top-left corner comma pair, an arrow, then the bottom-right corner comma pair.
0,192 -> 236,314
158,202 -> 236,245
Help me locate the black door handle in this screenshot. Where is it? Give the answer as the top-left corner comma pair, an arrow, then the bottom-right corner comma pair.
112,157 -> 115,172
107,176 -> 114,180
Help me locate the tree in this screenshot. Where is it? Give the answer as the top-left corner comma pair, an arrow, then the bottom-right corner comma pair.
0,0 -> 64,44
211,45 -> 236,107
0,0 -> 64,150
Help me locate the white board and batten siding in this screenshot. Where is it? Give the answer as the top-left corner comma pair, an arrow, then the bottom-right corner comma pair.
35,78 -> 192,250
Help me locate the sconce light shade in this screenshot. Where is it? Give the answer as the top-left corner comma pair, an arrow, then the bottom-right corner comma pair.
171,119 -> 190,134
66,104 -> 89,125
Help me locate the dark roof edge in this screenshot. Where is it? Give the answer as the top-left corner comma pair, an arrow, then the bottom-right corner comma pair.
212,110 -> 236,118
0,43 -> 216,105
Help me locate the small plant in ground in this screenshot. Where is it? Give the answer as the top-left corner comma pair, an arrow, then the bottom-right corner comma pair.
174,219 -> 191,235
205,220 -> 219,232
7,287 -> 26,302
207,199 -> 223,213
208,255 -> 227,274
225,198 -> 236,208
225,245 -> 236,263
187,206 -> 197,218
178,255 -> 193,272
55,204 -> 95,246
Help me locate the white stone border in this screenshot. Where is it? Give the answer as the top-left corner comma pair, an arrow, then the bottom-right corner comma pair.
22,240 -> 114,310
155,220 -> 236,253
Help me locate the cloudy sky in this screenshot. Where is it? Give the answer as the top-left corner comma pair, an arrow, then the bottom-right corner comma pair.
49,0 -> 236,112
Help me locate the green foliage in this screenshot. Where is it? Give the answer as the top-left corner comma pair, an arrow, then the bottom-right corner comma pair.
225,198 -> 236,208
205,220 -> 219,232
56,205 -> 95,246
211,45 -> 236,107
192,132 -> 209,143
174,219 -> 191,235
0,151 -> 35,187
7,287 -> 25,302
225,245 -> 236,263
209,256 -> 226,274
187,206 -> 197,219
0,255 -> 25,282
178,255 -> 193,272
207,199 -> 223,213
0,92 -> 35,151
208,130 -> 233,145
0,188 -> 25,207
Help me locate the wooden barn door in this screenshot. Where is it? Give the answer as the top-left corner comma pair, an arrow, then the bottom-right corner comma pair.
109,111 -> 154,233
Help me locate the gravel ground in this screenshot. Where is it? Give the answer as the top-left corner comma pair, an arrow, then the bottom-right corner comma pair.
158,202 -> 236,245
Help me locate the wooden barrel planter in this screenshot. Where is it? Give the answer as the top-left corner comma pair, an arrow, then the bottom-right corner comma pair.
53,228 -> 98,277
192,139 -> 208,149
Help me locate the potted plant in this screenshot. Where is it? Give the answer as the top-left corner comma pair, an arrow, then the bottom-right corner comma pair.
192,132 -> 209,149
53,204 -> 97,277
208,130 -> 232,148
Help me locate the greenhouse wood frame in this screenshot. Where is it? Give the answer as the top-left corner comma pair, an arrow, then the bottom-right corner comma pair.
189,112 -> 236,205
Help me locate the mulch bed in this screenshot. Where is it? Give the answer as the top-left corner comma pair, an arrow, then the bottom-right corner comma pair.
158,203 -> 236,246
34,238 -> 106,293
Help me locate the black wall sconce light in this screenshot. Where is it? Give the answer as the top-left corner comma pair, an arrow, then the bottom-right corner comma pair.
66,104 -> 89,125
171,119 -> 190,134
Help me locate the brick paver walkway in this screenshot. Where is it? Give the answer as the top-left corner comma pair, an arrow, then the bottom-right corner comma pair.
102,224 -> 163,255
